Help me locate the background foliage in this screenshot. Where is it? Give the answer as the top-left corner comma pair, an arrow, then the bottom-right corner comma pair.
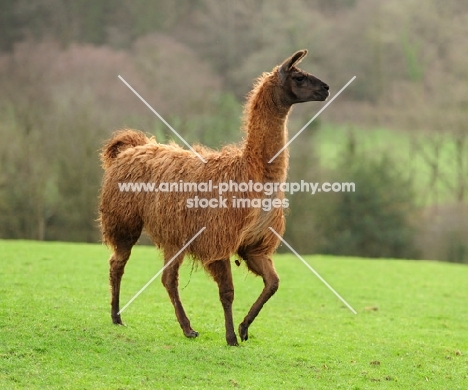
0,0 -> 467,262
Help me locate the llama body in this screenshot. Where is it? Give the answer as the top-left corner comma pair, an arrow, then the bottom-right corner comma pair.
100,50 -> 329,345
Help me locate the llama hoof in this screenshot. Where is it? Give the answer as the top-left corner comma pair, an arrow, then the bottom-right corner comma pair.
227,334 -> 239,346
112,315 -> 125,326
239,323 -> 249,342
184,330 -> 199,338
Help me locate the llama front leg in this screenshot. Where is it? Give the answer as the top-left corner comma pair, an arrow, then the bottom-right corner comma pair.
239,255 -> 279,342
207,259 -> 238,346
161,251 -> 198,338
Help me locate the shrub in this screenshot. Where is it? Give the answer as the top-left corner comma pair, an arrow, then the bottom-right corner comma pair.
316,142 -> 419,259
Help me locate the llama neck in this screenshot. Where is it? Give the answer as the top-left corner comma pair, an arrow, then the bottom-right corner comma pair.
242,80 -> 291,182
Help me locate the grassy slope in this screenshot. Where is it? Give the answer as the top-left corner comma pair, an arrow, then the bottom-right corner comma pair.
0,240 -> 467,389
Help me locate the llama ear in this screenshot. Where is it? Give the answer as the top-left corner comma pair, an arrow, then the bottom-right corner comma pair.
279,50 -> 308,82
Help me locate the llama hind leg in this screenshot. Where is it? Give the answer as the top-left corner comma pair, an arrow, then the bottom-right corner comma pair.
105,219 -> 143,325
238,254 -> 279,342
109,243 -> 137,325
161,251 -> 198,338
206,259 -> 238,346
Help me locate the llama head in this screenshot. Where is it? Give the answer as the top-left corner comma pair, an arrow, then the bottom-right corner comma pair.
277,49 -> 329,105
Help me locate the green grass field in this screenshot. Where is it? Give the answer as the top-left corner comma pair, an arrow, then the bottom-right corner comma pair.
1,240 -> 467,389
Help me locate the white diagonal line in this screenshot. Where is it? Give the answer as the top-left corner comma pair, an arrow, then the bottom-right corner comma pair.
118,75 -> 207,163
268,76 -> 356,163
118,227 -> 206,315
269,227 -> 357,314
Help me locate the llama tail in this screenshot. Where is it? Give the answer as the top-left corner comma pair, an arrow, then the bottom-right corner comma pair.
101,129 -> 151,169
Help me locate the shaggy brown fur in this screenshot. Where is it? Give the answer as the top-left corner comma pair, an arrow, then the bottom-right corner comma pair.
99,50 -> 329,346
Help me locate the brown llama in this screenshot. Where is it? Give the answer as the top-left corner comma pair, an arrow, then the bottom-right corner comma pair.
99,50 -> 329,346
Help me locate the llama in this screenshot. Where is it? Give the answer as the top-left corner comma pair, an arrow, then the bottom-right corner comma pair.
99,50 -> 329,346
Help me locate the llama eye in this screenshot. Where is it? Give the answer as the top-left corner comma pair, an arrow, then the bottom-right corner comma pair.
294,76 -> 305,82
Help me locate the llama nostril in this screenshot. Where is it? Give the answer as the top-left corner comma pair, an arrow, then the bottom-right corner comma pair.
323,84 -> 329,90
